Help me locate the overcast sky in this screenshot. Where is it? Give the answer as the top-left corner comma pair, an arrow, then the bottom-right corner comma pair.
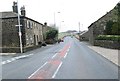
0,0 -> 119,32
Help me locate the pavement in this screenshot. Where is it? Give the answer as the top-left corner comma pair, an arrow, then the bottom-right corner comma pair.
83,42 -> 119,67
0,53 -> 16,56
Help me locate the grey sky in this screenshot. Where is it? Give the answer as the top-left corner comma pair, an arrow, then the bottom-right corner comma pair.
0,0 -> 119,32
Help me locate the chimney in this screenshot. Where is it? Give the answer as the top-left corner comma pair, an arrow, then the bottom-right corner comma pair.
12,1 -> 18,13
20,6 -> 26,16
44,22 -> 47,26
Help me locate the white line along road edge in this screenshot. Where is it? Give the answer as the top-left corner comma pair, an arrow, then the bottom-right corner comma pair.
52,53 -> 58,59
1,53 -> 33,65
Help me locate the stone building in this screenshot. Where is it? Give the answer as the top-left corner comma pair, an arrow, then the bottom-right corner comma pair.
79,31 -> 89,41
1,2 -> 44,53
88,6 -> 118,45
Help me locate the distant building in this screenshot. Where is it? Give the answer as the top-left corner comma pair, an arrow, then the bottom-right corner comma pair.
79,31 -> 89,41
1,2 -> 44,53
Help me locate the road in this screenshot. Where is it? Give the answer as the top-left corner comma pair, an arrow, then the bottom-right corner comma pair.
1,36 -> 118,80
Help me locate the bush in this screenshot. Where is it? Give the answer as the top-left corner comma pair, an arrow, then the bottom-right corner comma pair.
96,35 -> 120,41
46,29 -> 58,40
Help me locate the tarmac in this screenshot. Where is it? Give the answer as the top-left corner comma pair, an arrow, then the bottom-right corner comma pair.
0,42 -> 120,67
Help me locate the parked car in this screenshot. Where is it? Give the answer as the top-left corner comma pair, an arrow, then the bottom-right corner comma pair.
61,39 -> 64,42
58,39 -> 64,43
42,42 -> 47,46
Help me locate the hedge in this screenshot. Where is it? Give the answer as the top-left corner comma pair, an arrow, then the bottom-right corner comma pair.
95,35 -> 120,41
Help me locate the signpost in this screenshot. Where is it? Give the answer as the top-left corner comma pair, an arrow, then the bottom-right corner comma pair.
16,0 -> 23,53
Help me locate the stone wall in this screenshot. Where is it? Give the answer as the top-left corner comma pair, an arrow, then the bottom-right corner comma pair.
2,44 -> 42,53
2,18 -> 20,47
94,40 -> 120,49
88,25 -> 94,45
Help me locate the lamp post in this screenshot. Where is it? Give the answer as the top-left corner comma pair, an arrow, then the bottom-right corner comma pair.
78,22 -> 80,33
54,12 -> 60,28
59,21 -> 64,32
16,0 -> 23,53
54,12 -> 60,41
78,22 -> 81,40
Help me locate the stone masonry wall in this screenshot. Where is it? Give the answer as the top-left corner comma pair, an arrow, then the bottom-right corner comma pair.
94,40 -> 120,49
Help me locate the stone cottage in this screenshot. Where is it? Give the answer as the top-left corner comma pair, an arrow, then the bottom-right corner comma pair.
0,1 -> 44,53
88,6 -> 117,45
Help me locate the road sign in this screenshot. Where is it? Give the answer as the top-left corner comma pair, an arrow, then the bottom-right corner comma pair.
15,25 -> 22,27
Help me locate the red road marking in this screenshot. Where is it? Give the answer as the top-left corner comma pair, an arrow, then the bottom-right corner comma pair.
29,60 -> 61,79
59,43 -> 71,58
49,60 -> 61,65
28,43 -> 71,79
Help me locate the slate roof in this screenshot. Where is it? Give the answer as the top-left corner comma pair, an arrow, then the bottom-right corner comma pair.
1,11 -> 18,18
0,11 -> 43,25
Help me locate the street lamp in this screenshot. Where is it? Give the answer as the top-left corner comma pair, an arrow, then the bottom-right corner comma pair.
59,21 -> 64,32
78,22 -> 80,33
54,12 -> 60,28
16,0 -> 23,53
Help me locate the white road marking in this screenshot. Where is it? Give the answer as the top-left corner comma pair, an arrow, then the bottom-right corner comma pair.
1,61 -> 6,65
64,52 -> 68,58
52,53 -> 58,59
64,47 -> 70,58
1,53 -> 33,65
28,62 -> 48,79
6,60 -> 12,63
67,49 -> 69,52
11,58 -> 16,61
52,62 -> 63,78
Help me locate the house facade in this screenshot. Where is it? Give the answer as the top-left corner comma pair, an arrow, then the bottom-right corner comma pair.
88,6 -> 118,45
1,2 -> 44,53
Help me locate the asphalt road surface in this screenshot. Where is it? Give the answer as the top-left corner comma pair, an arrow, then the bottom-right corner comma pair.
1,36 -> 118,80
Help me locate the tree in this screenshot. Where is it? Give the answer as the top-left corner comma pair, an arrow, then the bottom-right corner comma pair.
117,3 -> 120,15
46,29 -> 58,40
105,21 -> 114,35
104,3 -> 120,35
111,22 -> 120,35
112,3 -> 120,35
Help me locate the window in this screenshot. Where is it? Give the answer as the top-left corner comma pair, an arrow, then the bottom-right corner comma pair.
34,23 -> 36,28
30,35 -> 34,44
26,34 -> 29,45
104,26 -> 106,30
27,20 -> 29,28
30,21 -> 32,28
29,22 -> 31,28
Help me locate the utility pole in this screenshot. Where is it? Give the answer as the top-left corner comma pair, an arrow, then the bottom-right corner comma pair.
78,22 -> 80,40
54,12 -> 60,40
54,12 -> 56,28
16,0 -> 23,53
78,22 -> 80,33
54,12 -> 60,28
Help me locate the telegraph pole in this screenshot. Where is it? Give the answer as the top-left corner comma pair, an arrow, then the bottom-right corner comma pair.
78,22 -> 80,33
78,22 -> 80,40
16,0 -> 23,53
